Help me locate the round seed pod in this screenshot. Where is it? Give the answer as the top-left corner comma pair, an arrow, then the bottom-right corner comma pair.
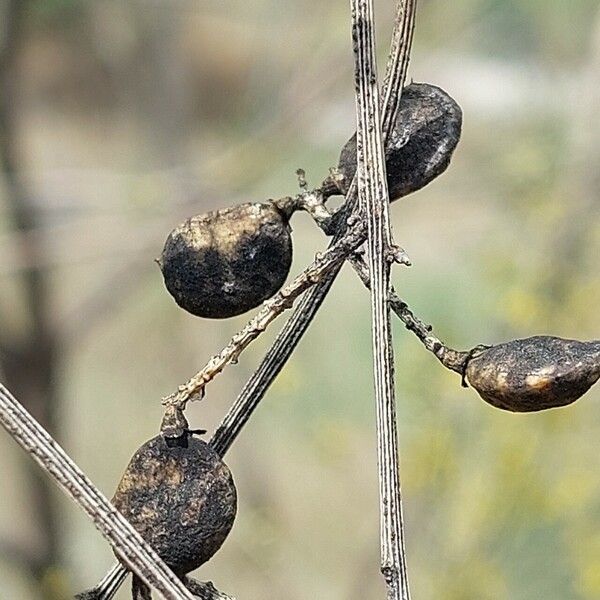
160,201 -> 293,319
465,336 -> 600,412
335,82 -> 462,200
112,432 -> 237,577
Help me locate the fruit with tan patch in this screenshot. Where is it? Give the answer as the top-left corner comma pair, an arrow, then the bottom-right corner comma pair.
465,336 -> 600,412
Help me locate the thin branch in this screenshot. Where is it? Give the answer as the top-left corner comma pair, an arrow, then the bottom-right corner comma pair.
75,562 -> 129,600
277,181 -> 468,374
0,382 -> 198,600
162,221 -> 366,425
209,0 -> 418,458
351,0 -> 411,598
272,183 -> 333,232
209,275 -> 339,456
348,255 -> 468,373
380,0 -> 417,138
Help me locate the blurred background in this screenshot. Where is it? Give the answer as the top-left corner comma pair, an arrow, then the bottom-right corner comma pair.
0,0 -> 599,598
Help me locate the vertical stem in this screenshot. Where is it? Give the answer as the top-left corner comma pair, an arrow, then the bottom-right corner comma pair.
380,0 -> 416,137
351,0 -> 411,598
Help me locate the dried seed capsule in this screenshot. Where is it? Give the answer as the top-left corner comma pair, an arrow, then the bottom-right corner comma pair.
160,201 -> 293,319
335,82 -> 462,200
465,336 -> 600,412
112,432 -> 237,577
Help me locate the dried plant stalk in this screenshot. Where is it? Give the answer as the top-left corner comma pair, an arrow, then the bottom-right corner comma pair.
351,0 -> 412,598
380,0 -> 417,136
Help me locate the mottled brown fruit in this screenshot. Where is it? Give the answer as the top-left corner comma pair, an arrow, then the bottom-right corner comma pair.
466,336 -> 600,412
112,432 -> 237,579
336,82 -> 462,200
160,201 -> 293,318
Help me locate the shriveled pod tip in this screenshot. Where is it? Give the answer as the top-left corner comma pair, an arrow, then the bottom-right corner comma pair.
465,335 -> 600,412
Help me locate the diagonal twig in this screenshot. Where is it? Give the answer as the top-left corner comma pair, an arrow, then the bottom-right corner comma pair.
210,0 -> 417,459
348,255 -> 469,372
351,0 -> 412,597
162,220 -> 366,424
0,381 -> 198,600
74,562 -> 129,600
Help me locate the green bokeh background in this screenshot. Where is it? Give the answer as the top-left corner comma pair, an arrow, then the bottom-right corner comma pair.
0,1 -> 599,599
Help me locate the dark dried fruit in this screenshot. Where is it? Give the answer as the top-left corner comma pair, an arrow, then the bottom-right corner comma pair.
160,201 -> 293,318
336,82 -> 462,200
112,432 -> 237,577
465,336 -> 600,412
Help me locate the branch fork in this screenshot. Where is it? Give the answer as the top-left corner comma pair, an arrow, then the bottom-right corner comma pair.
271,175 -> 334,231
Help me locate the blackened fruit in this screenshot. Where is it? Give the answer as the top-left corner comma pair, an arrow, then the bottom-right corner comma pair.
160,202 -> 293,319
112,433 -> 237,577
465,336 -> 600,412
336,82 -> 462,200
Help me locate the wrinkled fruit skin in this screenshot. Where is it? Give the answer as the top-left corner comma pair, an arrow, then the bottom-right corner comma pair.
337,82 -> 462,200
466,336 -> 600,412
112,433 -> 237,576
161,202 -> 293,318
